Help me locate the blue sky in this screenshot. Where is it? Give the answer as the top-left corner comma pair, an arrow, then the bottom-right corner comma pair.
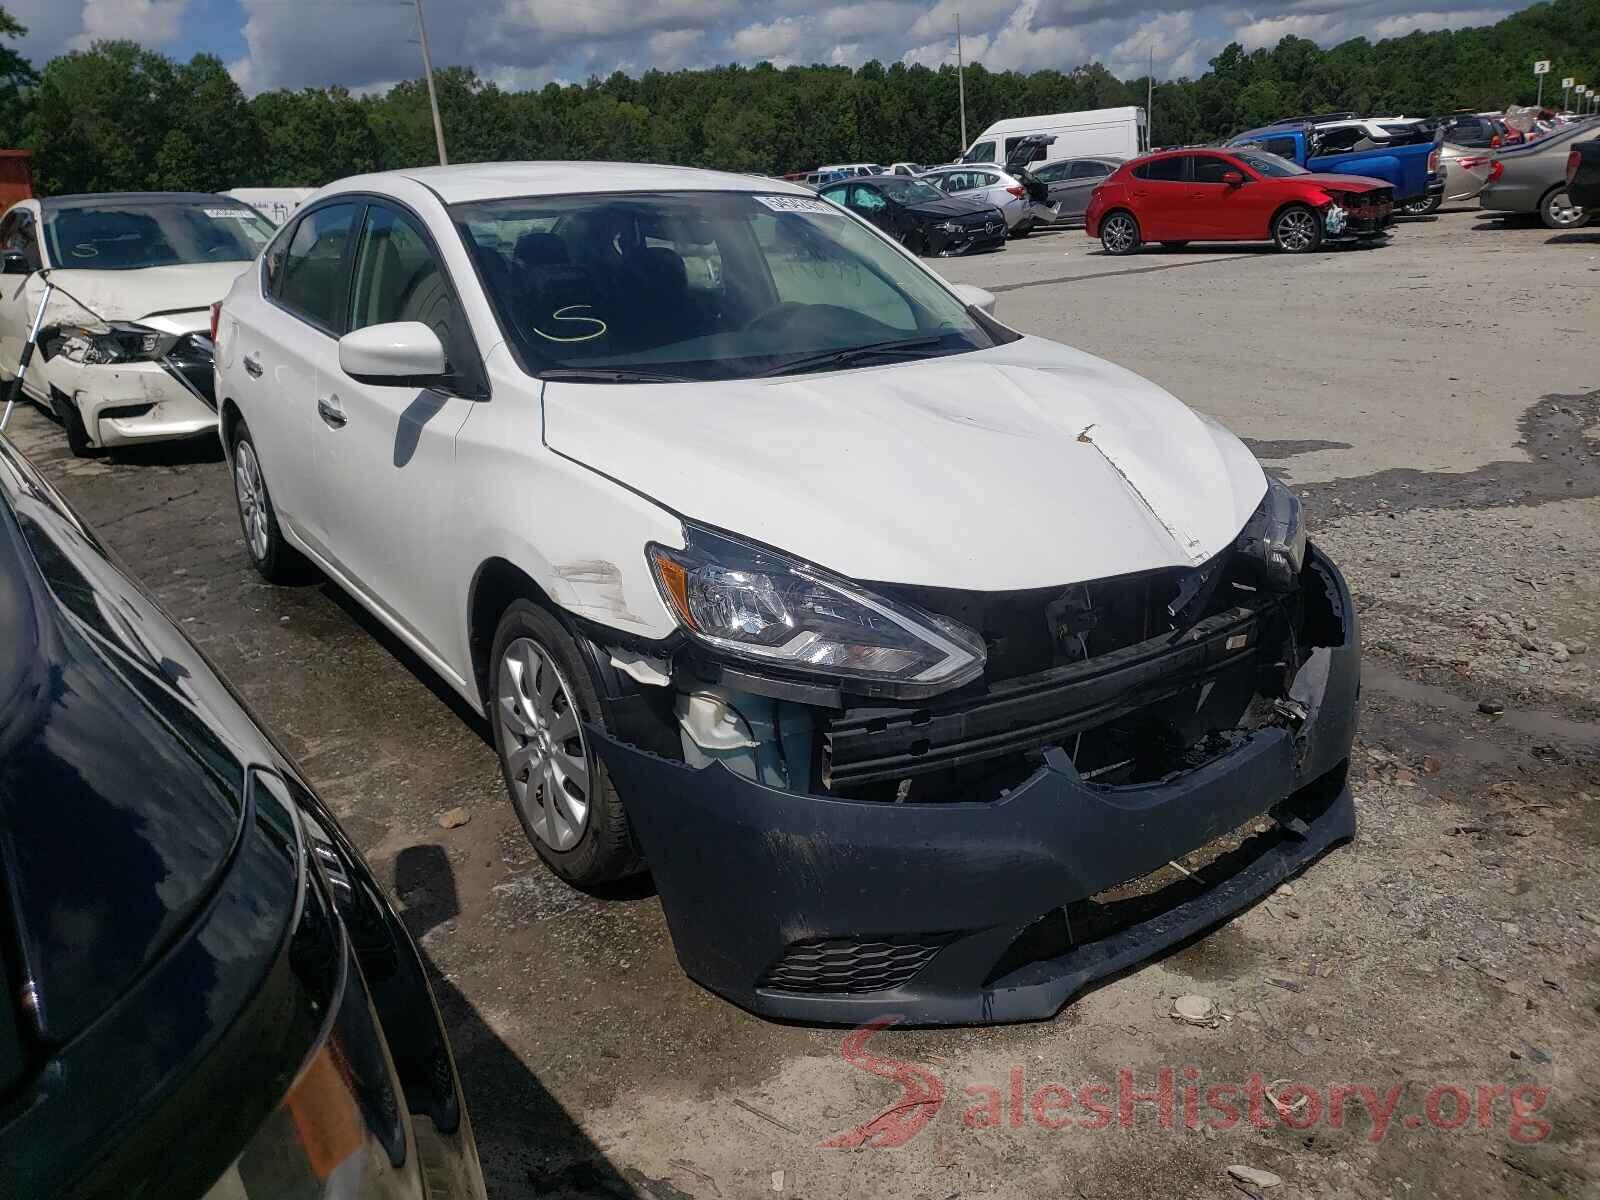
7,0 -> 1514,94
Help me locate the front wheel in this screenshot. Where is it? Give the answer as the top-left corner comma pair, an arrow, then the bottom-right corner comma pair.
489,600 -> 642,885
1539,186 -> 1588,230
1099,211 -> 1141,256
1273,205 -> 1323,253
50,388 -> 93,457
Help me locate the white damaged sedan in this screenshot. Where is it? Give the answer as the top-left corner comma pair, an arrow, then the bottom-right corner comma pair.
0,193 -> 274,454
216,163 -> 1360,1025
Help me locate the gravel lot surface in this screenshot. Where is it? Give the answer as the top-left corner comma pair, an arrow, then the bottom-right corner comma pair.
7,207 -> 1598,1199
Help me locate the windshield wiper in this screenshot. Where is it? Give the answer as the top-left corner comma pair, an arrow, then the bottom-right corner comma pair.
538,367 -> 692,384
758,336 -> 951,378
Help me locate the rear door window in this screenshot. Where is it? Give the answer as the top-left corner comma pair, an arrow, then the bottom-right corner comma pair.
1133,156 -> 1188,182
1070,160 -> 1113,179
1256,136 -> 1300,160
272,203 -> 359,332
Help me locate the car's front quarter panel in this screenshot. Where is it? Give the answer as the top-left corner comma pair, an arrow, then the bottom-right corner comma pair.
451,343 -> 685,667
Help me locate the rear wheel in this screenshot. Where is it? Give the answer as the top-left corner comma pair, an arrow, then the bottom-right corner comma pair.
230,418 -> 305,582
489,600 -> 642,886
1400,195 -> 1442,216
1099,211 -> 1141,256
1539,185 -> 1588,230
1273,205 -> 1323,253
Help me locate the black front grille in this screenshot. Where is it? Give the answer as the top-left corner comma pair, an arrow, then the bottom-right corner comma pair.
760,935 -> 951,994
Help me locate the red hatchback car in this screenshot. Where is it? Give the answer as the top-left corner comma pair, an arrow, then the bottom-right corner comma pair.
1084,147 -> 1395,256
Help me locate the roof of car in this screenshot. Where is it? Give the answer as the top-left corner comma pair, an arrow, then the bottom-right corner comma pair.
40,191 -> 239,212
316,162 -> 815,206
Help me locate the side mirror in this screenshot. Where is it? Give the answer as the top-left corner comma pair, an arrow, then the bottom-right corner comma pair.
951,283 -> 996,315
1222,171 -> 1245,186
338,321 -> 446,384
1,249 -> 31,275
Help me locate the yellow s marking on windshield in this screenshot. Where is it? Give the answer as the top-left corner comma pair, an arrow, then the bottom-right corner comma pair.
532,305 -> 608,343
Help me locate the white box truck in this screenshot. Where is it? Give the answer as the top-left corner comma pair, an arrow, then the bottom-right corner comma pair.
960,107 -> 1148,167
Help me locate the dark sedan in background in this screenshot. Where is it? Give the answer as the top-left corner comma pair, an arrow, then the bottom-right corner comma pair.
1028,156 -> 1122,225
0,432 -> 485,1200
820,174 -> 1007,255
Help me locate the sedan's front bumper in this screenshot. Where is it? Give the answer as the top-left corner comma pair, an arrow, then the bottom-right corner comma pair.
46,350 -> 218,449
595,547 -> 1361,1026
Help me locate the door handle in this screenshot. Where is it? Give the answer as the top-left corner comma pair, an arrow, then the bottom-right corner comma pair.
316,394 -> 347,429
242,353 -> 262,378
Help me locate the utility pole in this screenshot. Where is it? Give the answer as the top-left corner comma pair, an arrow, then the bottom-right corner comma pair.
1146,43 -> 1154,150
956,14 -> 968,157
414,0 -> 448,165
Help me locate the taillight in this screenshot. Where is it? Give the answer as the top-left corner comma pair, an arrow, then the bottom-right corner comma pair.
1006,185 -> 1026,198
1490,133 -> 1502,148
1487,160 -> 1504,184
1428,148 -> 1440,174
1569,150 -> 1581,184
209,301 -> 221,341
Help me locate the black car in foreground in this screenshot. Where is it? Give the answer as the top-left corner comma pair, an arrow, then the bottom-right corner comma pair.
0,433 -> 485,1200
1568,137 -> 1600,213
820,174 -> 1007,255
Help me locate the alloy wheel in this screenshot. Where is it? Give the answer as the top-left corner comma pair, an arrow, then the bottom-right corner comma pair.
496,637 -> 592,852
233,441 -> 270,563
1102,213 -> 1137,253
1546,190 -> 1584,227
1276,208 -> 1318,251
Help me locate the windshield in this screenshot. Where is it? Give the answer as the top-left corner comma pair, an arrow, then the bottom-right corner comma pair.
877,177 -> 947,205
1236,151 -> 1308,178
453,191 -> 1003,382
43,201 -> 274,270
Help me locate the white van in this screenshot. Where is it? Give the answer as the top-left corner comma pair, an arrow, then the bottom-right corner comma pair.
961,107 -> 1148,167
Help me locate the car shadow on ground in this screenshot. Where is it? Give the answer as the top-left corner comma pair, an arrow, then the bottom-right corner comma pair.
15,399 -> 225,466
397,844 -> 642,1198
1546,228 -> 1600,244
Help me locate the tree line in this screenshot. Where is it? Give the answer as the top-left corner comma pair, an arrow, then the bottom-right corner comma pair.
0,0 -> 1595,196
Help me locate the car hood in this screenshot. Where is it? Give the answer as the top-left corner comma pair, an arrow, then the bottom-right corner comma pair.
1296,173 -> 1393,193
41,262 -> 251,333
542,338 -> 1268,591
904,195 -> 1000,219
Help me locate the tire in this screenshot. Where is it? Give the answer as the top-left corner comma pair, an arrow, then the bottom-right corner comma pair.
1099,210 -> 1141,256
1273,204 -> 1324,253
1159,241 -> 1190,250
488,600 -> 642,886
50,388 -> 93,457
229,418 -> 305,582
1400,195 -> 1442,216
1539,186 -> 1589,230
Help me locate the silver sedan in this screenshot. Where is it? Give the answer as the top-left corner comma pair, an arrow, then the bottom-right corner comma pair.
918,164 -> 1055,236
1479,118 -> 1600,229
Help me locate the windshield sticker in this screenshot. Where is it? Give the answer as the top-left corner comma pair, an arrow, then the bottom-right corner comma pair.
204,207 -> 256,219
754,195 -> 839,215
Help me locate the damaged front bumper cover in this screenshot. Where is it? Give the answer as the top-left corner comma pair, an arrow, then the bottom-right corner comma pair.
592,546 -> 1361,1025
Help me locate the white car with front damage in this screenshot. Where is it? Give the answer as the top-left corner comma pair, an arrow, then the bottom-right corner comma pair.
0,192 -> 274,455
215,163 -> 1361,1026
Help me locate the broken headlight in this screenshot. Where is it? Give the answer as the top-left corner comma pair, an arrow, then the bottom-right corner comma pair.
1234,476 -> 1307,590
43,322 -> 178,365
647,524 -> 985,698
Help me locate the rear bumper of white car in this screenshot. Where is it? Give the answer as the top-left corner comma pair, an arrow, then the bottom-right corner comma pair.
45,344 -> 218,449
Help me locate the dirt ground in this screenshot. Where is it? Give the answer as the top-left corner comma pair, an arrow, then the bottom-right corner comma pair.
8,208 -> 1599,1199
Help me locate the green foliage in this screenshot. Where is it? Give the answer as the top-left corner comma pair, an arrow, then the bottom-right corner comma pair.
0,0 -> 1596,194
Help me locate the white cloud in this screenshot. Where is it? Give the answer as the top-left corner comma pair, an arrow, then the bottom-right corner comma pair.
70,0 -> 190,49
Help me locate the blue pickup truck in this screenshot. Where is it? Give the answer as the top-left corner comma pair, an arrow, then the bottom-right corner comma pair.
1227,122 -> 1442,206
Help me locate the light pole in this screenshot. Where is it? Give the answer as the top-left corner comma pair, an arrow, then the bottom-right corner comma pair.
413,0 -> 448,165
956,13 -> 967,158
